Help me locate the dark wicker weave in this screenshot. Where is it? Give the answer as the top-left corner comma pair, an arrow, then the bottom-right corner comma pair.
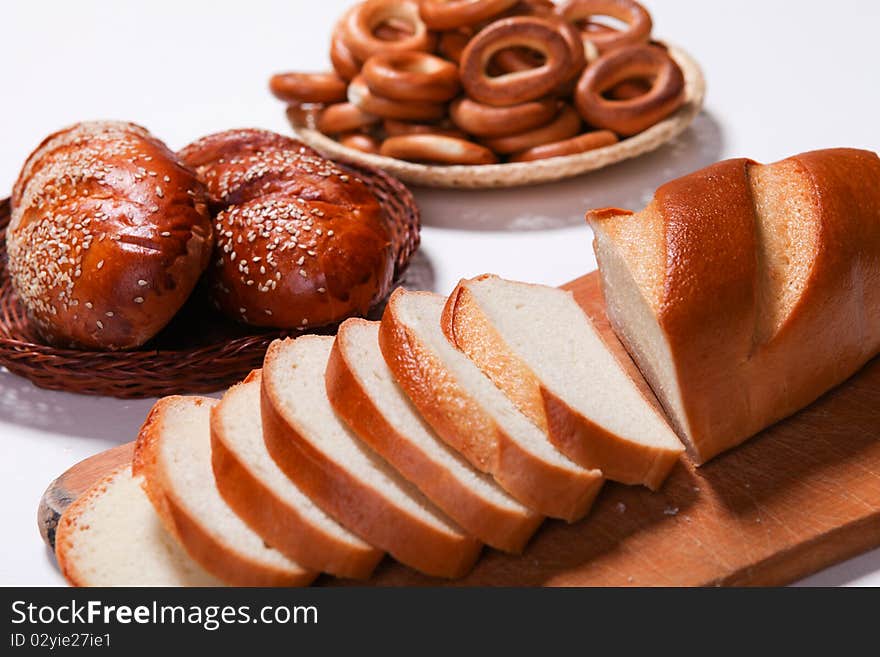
0,162 -> 420,398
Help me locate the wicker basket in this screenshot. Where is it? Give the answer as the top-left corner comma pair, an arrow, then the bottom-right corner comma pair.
0,162 -> 420,398
291,44 -> 706,189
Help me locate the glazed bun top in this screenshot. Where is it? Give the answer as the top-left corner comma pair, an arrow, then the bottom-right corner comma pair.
179,129 -> 395,330
8,121 -> 214,350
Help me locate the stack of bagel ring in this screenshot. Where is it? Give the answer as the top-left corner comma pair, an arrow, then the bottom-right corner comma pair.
270,0 -> 687,166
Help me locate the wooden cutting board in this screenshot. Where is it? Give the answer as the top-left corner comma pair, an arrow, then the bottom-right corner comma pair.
38,273 -> 880,586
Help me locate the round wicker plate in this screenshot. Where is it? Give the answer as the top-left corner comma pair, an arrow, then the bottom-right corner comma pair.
291,44 -> 705,189
0,162 -> 420,398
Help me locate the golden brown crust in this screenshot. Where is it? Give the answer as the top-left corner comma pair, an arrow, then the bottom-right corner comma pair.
361,52 -> 461,103
509,130 -> 618,162
379,289 -> 604,521
269,72 -> 348,104
348,75 -> 447,121
443,277 -> 682,489
449,97 -> 559,139
54,466 -> 131,587
8,121 -> 213,350
419,0 -> 519,30
210,375 -> 384,580
459,17 -> 574,106
589,148 -> 880,463
318,103 -> 381,134
741,149 -> 880,451
260,340 -> 482,578
327,319 -> 543,552
179,129 -> 394,330
557,0 -> 653,53
441,283 -> 548,432
482,105 -> 582,154
575,44 -> 685,136
342,0 -> 436,62
380,135 -> 500,165
133,396 -> 315,587
338,133 -> 381,154
653,158 -> 759,455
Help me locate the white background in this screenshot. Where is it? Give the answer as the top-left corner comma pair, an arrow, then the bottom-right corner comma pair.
1,0 -> 878,586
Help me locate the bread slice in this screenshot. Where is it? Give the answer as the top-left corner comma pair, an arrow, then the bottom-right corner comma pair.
442,275 -> 684,489
211,371 -> 384,579
133,396 -> 315,586
261,335 -> 482,578
379,288 -> 604,522
327,318 -> 543,553
55,466 -> 224,586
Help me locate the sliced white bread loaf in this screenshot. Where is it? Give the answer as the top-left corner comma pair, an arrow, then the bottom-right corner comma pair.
379,288 -> 604,522
327,318 -> 543,553
261,335 -> 483,578
211,371 -> 384,579
55,466 -> 223,587
588,149 -> 880,463
133,396 -> 315,587
442,275 -> 684,490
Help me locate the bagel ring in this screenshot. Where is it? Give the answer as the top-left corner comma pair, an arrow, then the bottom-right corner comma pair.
338,133 -> 381,154
380,134 -> 499,164
482,104 -> 582,154
419,0 -> 519,30
330,34 -> 362,81
331,8 -> 364,80
509,129 -> 618,161
450,97 -> 558,138
575,44 -> 685,136
557,0 -> 652,53
342,0 -> 435,61
362,52 -> 461,102
383,119 -> 467,139
348,75 -> 447,121
459,16 -> 574,106
501,19 -> 592,94
269,72 -> 348,104
317,102 -> 381,134
285,102 -> 325,129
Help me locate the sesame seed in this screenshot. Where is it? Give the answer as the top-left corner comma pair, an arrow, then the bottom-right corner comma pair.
85,302 -> 93,309
160,231 -> 170,237
138,279 -> 148,286
96,260 -> 104,270
105,311 -> 114,317
134,297 -> 144,304
299,269 -> 307,277
96,320 -> 104,329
